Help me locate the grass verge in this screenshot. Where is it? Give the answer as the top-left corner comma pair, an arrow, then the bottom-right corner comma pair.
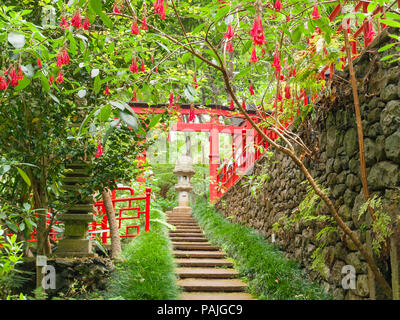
192,197 -> 331,300
101,205 -> 181,300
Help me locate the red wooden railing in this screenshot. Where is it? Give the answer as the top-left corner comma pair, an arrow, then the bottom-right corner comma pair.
6,186 -> 151,246
90,186 -> 151,244
216,0 -> 399,199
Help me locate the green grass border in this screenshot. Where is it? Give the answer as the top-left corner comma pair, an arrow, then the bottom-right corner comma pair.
101,206 -> 181,300
192,197 -> 332,300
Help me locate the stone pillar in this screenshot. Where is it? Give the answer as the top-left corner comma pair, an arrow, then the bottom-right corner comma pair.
172,155 -> 195,215
57,162 -> 95,257
209,126 -> 219,202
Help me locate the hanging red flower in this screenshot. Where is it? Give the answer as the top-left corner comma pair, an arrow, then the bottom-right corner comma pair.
49,75 -> 54,86
169,92 -> 174,107
9,68 -> 18,86
193,76 -> 198,89
250,16 -> 265,46
130,57 -> 139,73
95,144 -> 103,158
229,99 -> 234,110
131,19 -> 139,35
242,100 -> 246,109
272,51 -> 282,75
285,85 -> 291,99
274,0 -> 282,12
113,2 -> 122,14
154,0 -> 166,19
104,86 -> 110,95
83,15 -> 90,30
0,75 -> 7,90
37,58 -> 42,68
131,89 -> 138,102
312,4 -> 320,19
224,24 -> 235,40
56,54 -> 63,67
62,49 -> 70,65
140,16 -> 148,30
249,84 -> 254,96
278,91 -> 282,102
140,60 -> 146,72
226,40 -> 234,53
365,20 -> 375,46
56,70 -> 64,83
250,46 -> 258,63
71,12 -> 82,29
60,16 -> 69,30
292,67 -> 296,77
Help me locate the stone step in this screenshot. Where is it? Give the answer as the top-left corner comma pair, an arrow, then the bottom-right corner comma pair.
180,292 -> 255,300
177,278 -> 247,292
167,220 -> 197,223
172,242 -> 220,251
169,223 -> 199,227
173,250 -> 226,259
176,267 -> 239,279
169,232 -> 204,237
176,258 -> 233,267
172,228 -> 202,233
170,237 -> 208,242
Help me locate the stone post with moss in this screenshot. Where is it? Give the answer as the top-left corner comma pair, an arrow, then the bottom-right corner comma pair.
172,155 -> 195,215
56,162 -> 95,257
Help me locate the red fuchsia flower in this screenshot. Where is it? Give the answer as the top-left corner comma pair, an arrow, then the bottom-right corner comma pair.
140,60 -> 146,72
155,66 -> 158,73
16,67 -> 23,80
154,0 -> 166,19
242,100 -> 246,109
37,58 -> 42,68
250,46 -> 258,63
315,26 -> 321,34
60,16 -> 69,30
104,85 -> 110,95
312,4 -> 320,19
56,70 -> 64,83
9,68 -> 19,86
49,75 -> 54,85
274,0 -> 282,12
286,15 -> 290,22
140,17 -> 148,30
169,92 -> 174,107
272,51 -> 282,75
365,20 -> 375,46
56,53 -> 63,67
224,24 -> 235,40
285,85 -> 291,99
229,99 -> 234,110
278,91 -> 282,102
226,40 -> 234,53
113,2 -> 122,14
249,84 -> 254,96
217,0 -> 227,8
250,16 -> 265,46
0,75 -> 7,90
130,57 -> 139,73
83,15 -> 90,30
62,49 -> 70,65
323,47 -> 328,56
95,144 -> 103,158
291,67 -> 296,77
131,89 -> 138,102
131,19 -> 139,35
193,76 -> 198,89
71,12 -> 82,29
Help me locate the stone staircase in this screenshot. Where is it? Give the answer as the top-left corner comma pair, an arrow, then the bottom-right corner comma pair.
167,211 -> 254,300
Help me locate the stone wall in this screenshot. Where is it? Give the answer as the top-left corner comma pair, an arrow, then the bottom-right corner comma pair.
215,27 -> 400,300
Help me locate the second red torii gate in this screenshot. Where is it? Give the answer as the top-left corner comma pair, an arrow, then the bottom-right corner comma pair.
130,102 -> 259,202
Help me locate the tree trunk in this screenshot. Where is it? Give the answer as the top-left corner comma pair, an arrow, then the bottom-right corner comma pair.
102,189 -> 121,259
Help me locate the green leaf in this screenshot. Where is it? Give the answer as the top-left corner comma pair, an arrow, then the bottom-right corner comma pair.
5,221 -> 18,233
16,167 -> 31,186
378,43 -> 396,52
292,25 -> 303,44
8,32 -> 25,49
94,75 -> 101,94
149,113 -> 163,129
119,111 -> 138,130
381,54 -> 394,61
214,6 -> 230,23
41,73 -> 49,92
15,77 -> 31,91
381,19 -> 400,28
99,104 -> 111,122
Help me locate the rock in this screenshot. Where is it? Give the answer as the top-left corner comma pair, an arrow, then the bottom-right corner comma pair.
332,184 -> 346,198
381,84 -> 398,101
332,287 -> 345,300
364,138 -> 378,166
331,260 -> 346,284
346,174 -> 360,190
344,128 -> 358,156
326,126 -> 338,157
380,100 -> 400,135
345,252 -> 367,274
349,157 -> 360,175
367,107 -> 381,123
367,161 -> 400,190
385,129 -> 400,163
356,274 -> 370,297
338,205 -> 352,221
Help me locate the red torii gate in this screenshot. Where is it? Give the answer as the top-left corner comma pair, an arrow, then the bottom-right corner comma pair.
130,102 -> 261,202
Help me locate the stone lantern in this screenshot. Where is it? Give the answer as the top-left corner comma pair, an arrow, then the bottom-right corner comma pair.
172,155 -> 195,215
